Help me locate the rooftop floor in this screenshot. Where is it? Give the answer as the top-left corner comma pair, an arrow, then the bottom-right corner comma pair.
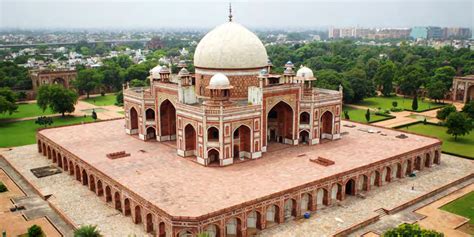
38,119 -> 440,217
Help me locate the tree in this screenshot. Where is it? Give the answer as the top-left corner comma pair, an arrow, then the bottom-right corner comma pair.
129,79 -> 147,87
446,112 -> 472,141
436,105 -> 457,120
115,91 -> 123,106
0,87 -> 18,115
74,225 -> 101,237
27,224 -> 44,237
432,66 -> 456,88
426,80 -> 448,103
383,223 -> 443,237
399,64 -> 427,96
345,67 -> 373,102
35,116 -> 53,128
91,109 -> 97,120
374,60 -> 396,96
461,101 -> 474,119
74,69 -> 103,98
412,94 -> 418,111
37,85 -> 79,116
365,109 -> 371,122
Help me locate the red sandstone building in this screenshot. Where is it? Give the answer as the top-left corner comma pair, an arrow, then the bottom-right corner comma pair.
36,14 -> 442,237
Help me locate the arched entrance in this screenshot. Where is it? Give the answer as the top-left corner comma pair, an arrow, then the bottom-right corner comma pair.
75,165 -> 81,181
159,100 -> 176,140
284,199 -> 297,221
266,204 -> 280,226
320,111 -> 333,140
382,167 -> 391,184
233,125 -> 251,159
434,151 -> 440,165
425,153 -> 431,168
114,192 -> 122,212
358,175 -> 369,191
105,186 -> 112,203
467,85 -> 474,102
89,175 -> 95,192
82,170 -> 88,186
134,206 -> 142,224
124,198 -> 131,216
204,224 -> 219,237
63,157 -> 68,171
97,180 -> 104,196
184,124 -> 196,156
299,130 -> 310,144
208,149 -> 220,166
225,217 -> 242,237
158,222 -> 166,237
300,112 -> 310,124
57,154 -> 62,168
52,150 -> 57,163
53,77 -> 66,87
331,183 -> 343,201
317,188 -> 329,207
178,230 -> 192,237
415,156 -> 422,171
130,107 -> 138,132
405,160 -> 412,176
267,101 -> 294,144
146,213 -> 154,233
69,161 -> 74,175
146,127 -> 156,140
300,193 -> 312,212
345,179 -> 356,196
246,211 -> 262,235
371,171 -> 381,187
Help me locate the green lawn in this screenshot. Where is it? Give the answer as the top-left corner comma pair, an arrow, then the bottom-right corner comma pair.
342,106 -> 392,123
400,123 -> 474,159
0,116 -> 95,148
440,191 -> 474,224
0,103 -> 54,121
354,95 -> 444,112
82,94 -> 117,106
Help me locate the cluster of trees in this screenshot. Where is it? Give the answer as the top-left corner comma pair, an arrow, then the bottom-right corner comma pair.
266,41 -> 473,103
0,61 -> 31,90
436,101 -> 474,140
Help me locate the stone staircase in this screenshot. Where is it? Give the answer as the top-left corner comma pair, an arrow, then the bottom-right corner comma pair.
375,208 -> 388,218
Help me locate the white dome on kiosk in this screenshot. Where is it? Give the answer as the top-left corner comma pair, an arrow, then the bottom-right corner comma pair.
296,66 -> 316,80
208,73 -> 232,89
194,22 -> 268,69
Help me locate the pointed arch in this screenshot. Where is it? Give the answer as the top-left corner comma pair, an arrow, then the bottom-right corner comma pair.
265,204 -> 280,227
184,124 -> 197,156
134,205 -> 142,224
124,198 -> 131,216
208,148 -> 220,166
114,192 -> 122,212
97,180 -> 104,196
317,188 -> 329,207
89,174 -> 96,192
130,107 -> 138,130
246,210 -> 262,235
345,178 -> 356,196
299,111 -> 310,124
233,125 -> 251,159
267,101 -> 294,144
320,110 -> 334,139
284,198 -> 297,221
225,217 -> 242,237
159,99 -> 176,139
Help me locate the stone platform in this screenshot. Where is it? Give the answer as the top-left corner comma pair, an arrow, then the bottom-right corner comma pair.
32,119 -> 442,236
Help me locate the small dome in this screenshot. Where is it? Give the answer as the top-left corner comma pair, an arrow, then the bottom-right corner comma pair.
178,68 -> 189,76
284,66 -> 294,75
208,73 -> 232,89
194,22 -> 268,69
285,61 -> 294,68
150,65 -> 163,79
296,66 -> 315,80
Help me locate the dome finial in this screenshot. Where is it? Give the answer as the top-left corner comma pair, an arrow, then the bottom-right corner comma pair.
228,3 -> 233,22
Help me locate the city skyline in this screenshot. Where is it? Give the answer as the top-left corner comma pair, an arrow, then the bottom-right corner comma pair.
0,0 -> 473,30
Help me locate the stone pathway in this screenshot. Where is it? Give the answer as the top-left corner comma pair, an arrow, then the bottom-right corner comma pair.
257,154 -> 474,237
0,157 -> 74,236
1,145 -> 150,237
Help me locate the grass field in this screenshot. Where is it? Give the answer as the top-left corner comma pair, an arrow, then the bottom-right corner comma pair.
354,95 -> 444,112
400,123 -> 474,159
342,106 -> 392,123
82,94 -> 117,106
0,116 -> 95,148
440,191 -> 474,224
0,103 -> 54,121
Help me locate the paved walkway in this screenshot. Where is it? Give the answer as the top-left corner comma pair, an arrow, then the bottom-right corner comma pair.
0,157 -> 74,236
1,145 -> 150,237
257,154 -> 473,237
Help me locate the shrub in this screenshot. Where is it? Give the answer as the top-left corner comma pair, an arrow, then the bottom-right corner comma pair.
343,110 -> 350,120
0,182 -> 7,192
392,101 -> 398,108
390,107 -> 403,112
436,105 -> 456,120
115,91 -> 123,106
462,101 -> 474,119
74,225 -> 101,237
383,223 -> 443,237
27,224 -> 44,237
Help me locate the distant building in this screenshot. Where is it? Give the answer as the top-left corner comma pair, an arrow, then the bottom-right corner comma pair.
410,27 -> 428,39
427,27 -> 443,39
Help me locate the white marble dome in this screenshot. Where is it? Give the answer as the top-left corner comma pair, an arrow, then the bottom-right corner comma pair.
194,22 -> 268,69
150,65 -> 163,79
208,73 -> 231,89
296,66 -> 315,80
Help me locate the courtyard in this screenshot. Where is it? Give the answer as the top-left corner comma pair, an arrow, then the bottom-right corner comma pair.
353,95 -> 445,112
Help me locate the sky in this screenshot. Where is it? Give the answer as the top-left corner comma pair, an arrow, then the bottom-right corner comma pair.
0,0 -> 472,30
